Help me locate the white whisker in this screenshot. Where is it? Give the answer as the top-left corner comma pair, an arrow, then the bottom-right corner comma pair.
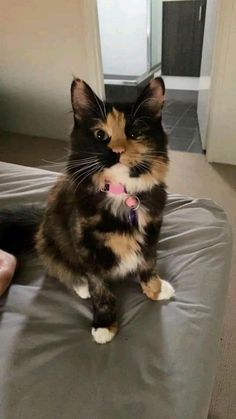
73,164 -> 104,192
73,161 -> 99,174
67,159 -> 99,168
75,150 -> 104,156
93,92 -> 107,120
132,97 -> 159,119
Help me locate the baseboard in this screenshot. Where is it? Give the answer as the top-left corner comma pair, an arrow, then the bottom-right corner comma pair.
160,76 -> 199,91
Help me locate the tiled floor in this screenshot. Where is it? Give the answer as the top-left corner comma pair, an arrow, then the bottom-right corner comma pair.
162,98 -> 203,154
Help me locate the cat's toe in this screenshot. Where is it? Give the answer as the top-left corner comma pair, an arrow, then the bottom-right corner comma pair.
73,283 -> 91,299
157,279 -> 175,301
91,324 -> 118,344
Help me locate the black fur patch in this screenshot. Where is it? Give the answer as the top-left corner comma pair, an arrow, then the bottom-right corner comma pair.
129,161 -> 151,177
81,228 -> 117,270
97,211 -> 133,234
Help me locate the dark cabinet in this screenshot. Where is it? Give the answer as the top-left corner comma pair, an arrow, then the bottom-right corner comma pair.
162,0 -> 206,77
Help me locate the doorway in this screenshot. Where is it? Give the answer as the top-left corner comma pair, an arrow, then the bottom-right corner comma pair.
97,0 -> 216,154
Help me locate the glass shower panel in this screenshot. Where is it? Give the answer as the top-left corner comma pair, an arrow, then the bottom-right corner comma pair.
150,0 -> 162,69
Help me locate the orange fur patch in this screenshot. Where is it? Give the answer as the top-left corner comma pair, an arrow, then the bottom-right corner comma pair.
141,276 -> 162,300
108,322 -> 118,335
94,108 -> 127,151
104,232 -> 140,258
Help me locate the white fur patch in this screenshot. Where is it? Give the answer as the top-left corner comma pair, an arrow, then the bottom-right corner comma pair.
73,282 -> 91,299
104,194 -> 150,232
113,252 -> 142,277
157,280 -> 175,300
103,163 -> 159,194
91,327 -> 116,344
105,194 -> 128,218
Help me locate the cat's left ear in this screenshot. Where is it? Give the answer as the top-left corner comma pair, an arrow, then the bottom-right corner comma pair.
71,78 -> 105,121
133,77 -> 165,119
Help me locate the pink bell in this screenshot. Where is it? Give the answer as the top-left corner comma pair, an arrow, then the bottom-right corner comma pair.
124,196 -> 140,210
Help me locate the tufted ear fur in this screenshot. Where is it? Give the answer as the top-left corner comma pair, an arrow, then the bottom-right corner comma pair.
132,77 -> 165,119
71,78 -> 106,121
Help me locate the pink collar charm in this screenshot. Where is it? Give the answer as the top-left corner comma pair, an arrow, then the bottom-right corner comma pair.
124,195 -> 140,210
101,181 -> 140,226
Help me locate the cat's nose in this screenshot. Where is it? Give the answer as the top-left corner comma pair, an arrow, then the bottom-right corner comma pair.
112,146 -> 125,154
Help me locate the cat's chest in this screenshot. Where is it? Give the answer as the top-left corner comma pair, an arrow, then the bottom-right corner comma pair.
99,195 -> 152,276
104,193 -> 151,233
104,230 -> 145,277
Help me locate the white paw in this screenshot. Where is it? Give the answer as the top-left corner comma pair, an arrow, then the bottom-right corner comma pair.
91,327 -> 116,344
73,282 -> 91,299
157,279 -> 175,301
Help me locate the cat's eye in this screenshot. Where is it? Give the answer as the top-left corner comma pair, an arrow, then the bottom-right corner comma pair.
128,120 -> 148,139
129,129 -> 142,139
129,131 -> 136,139
94,129 -> 109,142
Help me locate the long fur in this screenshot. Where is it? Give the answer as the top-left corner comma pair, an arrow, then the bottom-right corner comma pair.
0,77 -> 172,342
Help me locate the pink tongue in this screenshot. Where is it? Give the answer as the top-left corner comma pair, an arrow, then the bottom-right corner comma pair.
108,183 -> 125,194
125,196 -> 138,208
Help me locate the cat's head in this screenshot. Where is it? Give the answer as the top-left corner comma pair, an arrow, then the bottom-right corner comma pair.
69,77 -> 168,193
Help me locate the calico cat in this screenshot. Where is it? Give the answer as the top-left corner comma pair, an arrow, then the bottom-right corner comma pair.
0,77 -> 175,344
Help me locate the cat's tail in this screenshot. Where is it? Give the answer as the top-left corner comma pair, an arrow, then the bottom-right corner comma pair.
0,205 -> 45,255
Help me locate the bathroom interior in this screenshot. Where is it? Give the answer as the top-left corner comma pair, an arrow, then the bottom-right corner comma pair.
97,0 -> 217,154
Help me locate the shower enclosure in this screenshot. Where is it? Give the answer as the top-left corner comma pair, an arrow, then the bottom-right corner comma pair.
97,0 -> 162,100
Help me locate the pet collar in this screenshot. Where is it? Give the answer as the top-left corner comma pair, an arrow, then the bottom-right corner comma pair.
101,181 -> 140,226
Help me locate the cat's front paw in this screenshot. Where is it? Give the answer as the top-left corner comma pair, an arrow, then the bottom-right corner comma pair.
73,282 -> 91,299
91,323 -> 118,344
141,277 -> 175,301
157,279 -> 175,301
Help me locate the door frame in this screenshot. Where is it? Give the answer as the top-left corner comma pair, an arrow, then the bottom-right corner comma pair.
205,0 -> 236,165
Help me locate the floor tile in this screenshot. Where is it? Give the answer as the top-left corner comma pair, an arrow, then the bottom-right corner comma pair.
162,114 -> 180,128
185,105 -> 198,117
187,140 -> 203,154
170,126 -> 199,139
176,115 -> 198,128
168,136 -> 193,151
163,101 -> 191,117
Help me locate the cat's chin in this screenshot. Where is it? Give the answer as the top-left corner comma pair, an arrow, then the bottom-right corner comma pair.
103,162 -> 130,184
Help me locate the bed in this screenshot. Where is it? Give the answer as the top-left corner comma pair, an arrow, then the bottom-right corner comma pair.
0,162 -> 232,419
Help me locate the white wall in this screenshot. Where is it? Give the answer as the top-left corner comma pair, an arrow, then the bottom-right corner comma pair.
0,0 -> 104,140
206,0 -> 236,165
197,0 -> 218,149
97,0 -> 148,76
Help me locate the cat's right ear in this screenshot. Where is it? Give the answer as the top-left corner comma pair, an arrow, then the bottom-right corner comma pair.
71,78 -> 105,121
132,77 -> 165,119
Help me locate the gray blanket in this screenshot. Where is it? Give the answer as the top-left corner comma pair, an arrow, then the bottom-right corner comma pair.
0,162 -> 232,419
